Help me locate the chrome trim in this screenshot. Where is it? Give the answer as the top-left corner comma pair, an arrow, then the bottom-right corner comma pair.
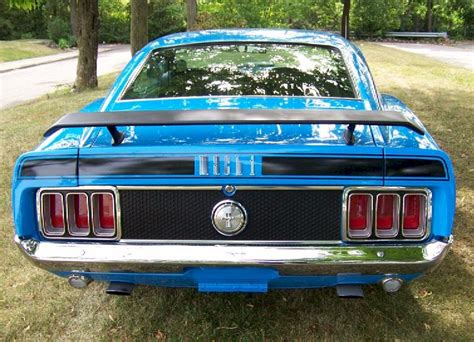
235,156 -> 242,176
116,185 -> 344,191
401,193 -> 429,238
224,155 -> 231,175
213,155 -> 220,175
118,186 -> 223,191
38,192 -> 66,237
342,187 -> 432,242
199,155 -> 208,176
347,193 -> 373,239
66,192 -> 91,237
374,193 -> 400,238
15,235 -> 453,276
250,155 -> 255,176
211,200 -> 248,236
37,187 -> 121,241
118,239 -> 342,245
91,193 -> 117,238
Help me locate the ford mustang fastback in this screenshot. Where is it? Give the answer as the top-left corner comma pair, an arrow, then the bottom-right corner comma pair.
13,29 -> 455,296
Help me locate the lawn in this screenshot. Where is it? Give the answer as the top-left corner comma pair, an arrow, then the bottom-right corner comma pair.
1,44 -> 473,340
0,39 -> 63,63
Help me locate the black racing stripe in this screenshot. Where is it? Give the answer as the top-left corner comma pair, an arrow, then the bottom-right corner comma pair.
386,158 -> 446,178
262,157 -> 383,176
78,157 -> 195,176
20,158 -> 76,177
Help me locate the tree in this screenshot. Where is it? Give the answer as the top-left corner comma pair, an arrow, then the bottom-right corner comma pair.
426,0 -> 434,31
131,0 -> 148,55
341,0 -> 351,38
70,0 -> 79,39
186,0 -> 197,30
74,0 -> 99,90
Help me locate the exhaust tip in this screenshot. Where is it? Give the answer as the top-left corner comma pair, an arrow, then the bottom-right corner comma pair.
68,275 -> 92,289
381,277 -> 403,293
106,282 -> 134,296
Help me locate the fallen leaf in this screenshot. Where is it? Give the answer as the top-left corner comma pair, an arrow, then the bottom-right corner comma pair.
155,330 -> 166,340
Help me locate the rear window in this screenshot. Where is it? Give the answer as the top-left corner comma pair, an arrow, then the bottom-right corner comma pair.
122,43 -> 356,100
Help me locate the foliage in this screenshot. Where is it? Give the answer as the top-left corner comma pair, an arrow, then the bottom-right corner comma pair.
352,0 -> 409,35
149,0 -> 186,39
47,17 -> 71,44
99,0 -> 130,43
1,0 -> 473,43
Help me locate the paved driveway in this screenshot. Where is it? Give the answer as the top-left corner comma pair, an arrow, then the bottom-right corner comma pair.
378,42 -> 474,70
0,45 -> 131,109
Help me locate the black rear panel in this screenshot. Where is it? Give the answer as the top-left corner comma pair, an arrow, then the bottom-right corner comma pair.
119,189 -> 342,241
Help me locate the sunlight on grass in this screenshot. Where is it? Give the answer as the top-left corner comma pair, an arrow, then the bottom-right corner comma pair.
0,45 -> 473,340
0,39 -> 63,62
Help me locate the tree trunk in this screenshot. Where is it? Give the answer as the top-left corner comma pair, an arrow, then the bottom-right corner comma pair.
341,0 -> 351,39
186,0 -> 197,31
70,0 -> 79,39
427,0 -> 433,32
74,0 -> 99,91
131,0 -> 148,56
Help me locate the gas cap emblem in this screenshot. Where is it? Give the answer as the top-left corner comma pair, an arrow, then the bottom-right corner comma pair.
212,200 -> 247,236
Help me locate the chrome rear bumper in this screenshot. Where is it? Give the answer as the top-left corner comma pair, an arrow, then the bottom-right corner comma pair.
15,235 -> 452,275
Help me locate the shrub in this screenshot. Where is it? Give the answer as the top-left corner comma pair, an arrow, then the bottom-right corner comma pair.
47,17 -> 71,44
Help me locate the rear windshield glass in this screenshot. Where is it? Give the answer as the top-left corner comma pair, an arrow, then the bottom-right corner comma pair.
122,43 -> 356,99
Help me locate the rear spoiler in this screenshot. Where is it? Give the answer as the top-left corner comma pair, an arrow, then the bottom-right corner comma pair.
44,109 -> 424,146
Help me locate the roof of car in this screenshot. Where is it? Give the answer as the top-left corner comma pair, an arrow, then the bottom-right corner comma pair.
146,28 -> 351,50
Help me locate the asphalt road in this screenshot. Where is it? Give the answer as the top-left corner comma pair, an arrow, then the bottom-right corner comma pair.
378,42 -> 474,70
0,45 -> 131,109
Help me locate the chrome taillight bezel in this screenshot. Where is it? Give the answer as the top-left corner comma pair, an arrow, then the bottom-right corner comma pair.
374,193 -> 401,238
37,186 -> 121,241
40,192 -> 66,236
347,193 -> 373,239
342,187 -> 431,242
91,192 -> 117,237
401,193 -> 428,238
66,192 -> 91,237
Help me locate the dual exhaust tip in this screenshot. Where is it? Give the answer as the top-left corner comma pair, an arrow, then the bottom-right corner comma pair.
67,274 -> 403,296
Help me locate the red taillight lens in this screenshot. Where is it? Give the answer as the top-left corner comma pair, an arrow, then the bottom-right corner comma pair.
98,194 -> 115,229
348,194 -> 372,238
42,193 -> 65,236
375,194 -> 399,238
73,194 -> 89,229
402,194 -> 427,237
49,194 -> 65,228
376,195 -> 394,229
67,193 -> 90,236
92,193 -> 116,237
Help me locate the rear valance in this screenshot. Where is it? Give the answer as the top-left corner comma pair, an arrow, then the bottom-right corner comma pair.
44,109 -> 424,145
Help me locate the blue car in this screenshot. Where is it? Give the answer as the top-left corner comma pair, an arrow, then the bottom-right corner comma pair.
13,29 -> 455,296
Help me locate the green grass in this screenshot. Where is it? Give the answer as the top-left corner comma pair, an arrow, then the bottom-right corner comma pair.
1,44 -> 473,340
0,39 -> 63,63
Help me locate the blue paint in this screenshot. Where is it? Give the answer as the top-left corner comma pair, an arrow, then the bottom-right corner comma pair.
11,29 -> 456,291
55,267 -> 421,292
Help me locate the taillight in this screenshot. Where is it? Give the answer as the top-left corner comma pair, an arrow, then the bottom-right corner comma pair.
92,193 -> 116,237
66,193 -> 90,236
347,194 -> 372,238
375,194 -> 400,238
345,189 -> 429,241
41,193 -> 65,236
39,188 -> 118,239
402,194 -> 427,237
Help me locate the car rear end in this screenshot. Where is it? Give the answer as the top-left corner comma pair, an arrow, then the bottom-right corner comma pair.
12,30 -> 456,295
